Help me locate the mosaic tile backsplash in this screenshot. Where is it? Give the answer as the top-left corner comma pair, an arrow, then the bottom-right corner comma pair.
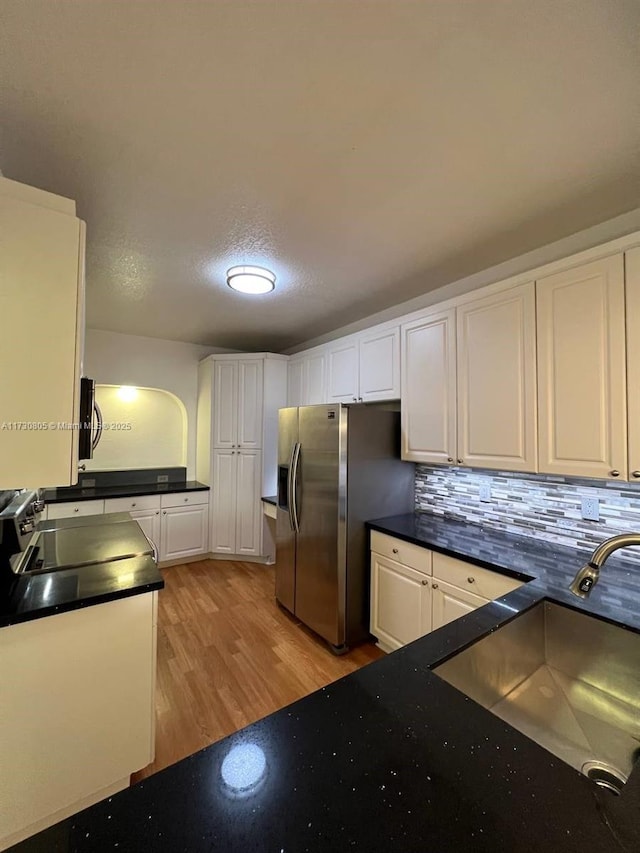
415,465 -> 640,565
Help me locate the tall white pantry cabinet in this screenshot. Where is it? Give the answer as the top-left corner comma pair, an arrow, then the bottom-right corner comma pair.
197,353 -> 287,560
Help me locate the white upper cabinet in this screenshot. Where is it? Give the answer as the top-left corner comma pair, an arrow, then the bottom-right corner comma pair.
304,350 -> 327,404
0,178 -> 85,488
401,308 -> 457,464
327,338 -> 359,403
457,282 -> 537,472
287,349 -> 327,406
358,325 -> 400,402
537,255 -> 627,480
237,359 -> 264,448
627,248 -> 640,482
212,360 -> 238,448
327,325 -> 400,404
212,358 -> 263,448
287,358 -> 304,407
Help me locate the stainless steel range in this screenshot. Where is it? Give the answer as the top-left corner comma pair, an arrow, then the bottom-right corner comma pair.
0,489 -> 157,576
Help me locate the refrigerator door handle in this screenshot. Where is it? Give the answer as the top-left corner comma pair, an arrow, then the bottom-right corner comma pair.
286,444 -> 297,531
290,442 -> 301,533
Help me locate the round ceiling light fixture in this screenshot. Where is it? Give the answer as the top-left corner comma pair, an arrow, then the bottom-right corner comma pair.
226,265 -> 276,295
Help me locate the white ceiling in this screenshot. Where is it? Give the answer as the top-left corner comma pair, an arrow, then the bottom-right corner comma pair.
1,1 -> 638,351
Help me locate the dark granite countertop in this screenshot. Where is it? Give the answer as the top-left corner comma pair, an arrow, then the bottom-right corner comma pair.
368,512 -> 640,624
43,480 -> 209,504
0,555 -> 163,628
10,513 -> 640,852
261,494 -> 277,506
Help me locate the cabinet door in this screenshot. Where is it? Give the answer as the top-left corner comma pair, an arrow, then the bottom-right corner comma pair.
432,579 -> 488,631
0,188 -> 83,489
626,248 -> 640,481
327,340 -> 359,403
457,282 -> 537,472
212,360 -> 238,448
370,553 -> 431,652
237,359 -> 264,448
160,504 -> 208,561
210,449 -> 237,553
359,325 -> 400,402
130,508 -> 161,551
537,255 -> 627,479
304,351 -> 327,404
235,450 -> 262,556
401,309 -> 457,464
287,359 -> 304,407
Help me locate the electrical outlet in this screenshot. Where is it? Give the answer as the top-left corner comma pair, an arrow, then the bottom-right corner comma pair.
479,483 -> 491,503
581,497 -> 600,522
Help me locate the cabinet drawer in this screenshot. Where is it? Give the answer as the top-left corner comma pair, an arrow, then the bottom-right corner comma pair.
432,552 -> 523,601
104,495 -> 161,513
370,531 -> 431,575
160,491 -> 209,508
46,500 -> 104,519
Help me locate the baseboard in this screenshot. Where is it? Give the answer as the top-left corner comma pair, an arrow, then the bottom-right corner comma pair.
158,553 -> 209,568
208,553 -> 272,565
158,552 -> 274,568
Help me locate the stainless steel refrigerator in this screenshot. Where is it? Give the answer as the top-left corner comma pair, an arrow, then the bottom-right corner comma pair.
276,404 -> 414,652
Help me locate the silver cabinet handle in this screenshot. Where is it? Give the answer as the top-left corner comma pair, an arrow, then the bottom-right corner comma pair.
156,511 -> 160,515
352,397 -> 357,402
358,397 -> 363,402
610,470 -> 620,477
163,511 -> 167,515
184,497 -> 188,502
457,458 -> 463,464
78,463 -> 86,472
467,577 -> 475,584
74,508 -> 79,513
447,457 -> 453,463
392,548 -> 399,554
633,471 -> 640,479
421,579 -> 428,586
132,502 -> 136,507
432,583 -> 439,589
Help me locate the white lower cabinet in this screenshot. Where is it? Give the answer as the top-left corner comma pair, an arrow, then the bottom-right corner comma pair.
50,491 -> 210,564
0,592 -> 157,849
370,553 -> 432,652
370,534 -> 525,651
431,579 -> 488,631
130,508 -> 161,550
211,449 -> 263,557
160,504 -> 208,562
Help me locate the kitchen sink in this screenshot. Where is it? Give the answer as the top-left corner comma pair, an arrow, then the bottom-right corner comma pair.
433,601 -> 640,793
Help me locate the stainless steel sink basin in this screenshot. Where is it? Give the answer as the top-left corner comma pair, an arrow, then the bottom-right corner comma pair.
434,601 -> 640,793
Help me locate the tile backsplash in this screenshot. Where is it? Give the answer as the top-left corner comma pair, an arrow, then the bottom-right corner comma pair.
415,465 -> 640,565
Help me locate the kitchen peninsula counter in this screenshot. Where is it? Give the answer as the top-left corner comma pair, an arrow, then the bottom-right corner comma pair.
9,514 -> 640,852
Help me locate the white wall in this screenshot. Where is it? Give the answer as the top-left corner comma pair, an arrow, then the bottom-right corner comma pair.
84,330 -> 233,478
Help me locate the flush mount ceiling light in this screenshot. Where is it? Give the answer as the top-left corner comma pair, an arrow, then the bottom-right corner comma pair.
226,265 -> 276,295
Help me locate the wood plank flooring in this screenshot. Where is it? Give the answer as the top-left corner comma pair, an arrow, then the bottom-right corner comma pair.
132,559 -> 383,783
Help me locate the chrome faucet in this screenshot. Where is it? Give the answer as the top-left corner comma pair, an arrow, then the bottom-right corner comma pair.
570,533 -> 640,598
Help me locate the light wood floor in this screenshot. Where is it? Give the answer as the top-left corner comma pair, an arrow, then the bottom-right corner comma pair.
132,559 -> 383,782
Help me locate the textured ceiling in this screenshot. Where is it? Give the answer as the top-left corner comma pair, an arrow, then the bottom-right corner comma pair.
0,1 -> 639,351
